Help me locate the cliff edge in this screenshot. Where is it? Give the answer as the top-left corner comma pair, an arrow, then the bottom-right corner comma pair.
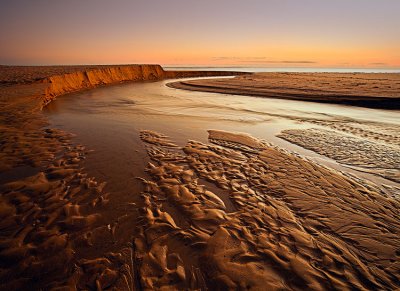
0,64 -> 245,109
40,65 -> 245,107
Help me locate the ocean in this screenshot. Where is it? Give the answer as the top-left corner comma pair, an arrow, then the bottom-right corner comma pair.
164,66 -> 400,73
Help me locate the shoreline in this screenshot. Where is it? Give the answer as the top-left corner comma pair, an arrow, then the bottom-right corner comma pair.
0,64 -> 247,109
0,65 -> 246,289
167,72 -> 400,109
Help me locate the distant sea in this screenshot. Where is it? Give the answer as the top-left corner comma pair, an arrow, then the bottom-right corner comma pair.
164,66 -> 400,73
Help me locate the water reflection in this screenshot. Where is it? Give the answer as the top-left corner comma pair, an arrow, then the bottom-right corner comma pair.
45,77 -> 400,190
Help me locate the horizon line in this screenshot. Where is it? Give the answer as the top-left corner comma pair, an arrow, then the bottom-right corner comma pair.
1,63 -> 399,71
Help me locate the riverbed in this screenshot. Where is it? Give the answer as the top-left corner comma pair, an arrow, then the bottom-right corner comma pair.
45,77 -> 400,194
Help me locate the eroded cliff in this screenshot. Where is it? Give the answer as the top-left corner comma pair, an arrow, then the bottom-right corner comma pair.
39,65 -> 244,107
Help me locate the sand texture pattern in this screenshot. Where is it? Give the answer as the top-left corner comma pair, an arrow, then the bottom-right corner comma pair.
135,130 -> 400,290
0,72 -> 130,289
168,73 -> 400,109
0,65 -> 243,290
278,128 -> 400,183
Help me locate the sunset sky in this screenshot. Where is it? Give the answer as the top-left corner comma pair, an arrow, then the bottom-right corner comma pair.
1,0 -> 399,68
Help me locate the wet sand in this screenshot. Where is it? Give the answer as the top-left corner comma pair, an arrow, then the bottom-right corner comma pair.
278,128 -> 400,183
136,129 -> 400,290
168,72 -> 400,109
1,67 -> 400,290
0,65 -> 241,290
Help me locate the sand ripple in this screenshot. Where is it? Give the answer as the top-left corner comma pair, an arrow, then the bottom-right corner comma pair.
278,128 -> 400,183
135,129 -> 400,290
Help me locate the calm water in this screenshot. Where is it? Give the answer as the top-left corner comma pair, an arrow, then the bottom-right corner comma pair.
165,66 -> 400,73
44,77 -> 400,195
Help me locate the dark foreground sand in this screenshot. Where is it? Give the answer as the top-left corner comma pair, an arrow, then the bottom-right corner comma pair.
0,66 -> 399,290
135,129 -> 400,290
168,72 -> 400,109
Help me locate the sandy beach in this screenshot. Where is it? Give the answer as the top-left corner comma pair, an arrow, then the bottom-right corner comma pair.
168,73 -> 400,109
1,66 -> 399,290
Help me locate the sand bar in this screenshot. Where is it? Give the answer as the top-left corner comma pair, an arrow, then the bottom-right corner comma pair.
168,72 -> 400,109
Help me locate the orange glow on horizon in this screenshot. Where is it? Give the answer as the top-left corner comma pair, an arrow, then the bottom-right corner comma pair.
1,1 -> 399,68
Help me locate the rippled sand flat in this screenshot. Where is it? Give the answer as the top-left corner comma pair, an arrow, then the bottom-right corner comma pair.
135,130 -> 400,290
278,128 -> 400,183
0,72 -> 120,289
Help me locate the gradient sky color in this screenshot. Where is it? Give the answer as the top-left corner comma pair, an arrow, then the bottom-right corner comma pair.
0,0 -> 399,68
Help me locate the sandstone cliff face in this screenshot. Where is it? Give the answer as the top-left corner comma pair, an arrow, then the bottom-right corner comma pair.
41,65 -> 165,106
40,65 -> 244,107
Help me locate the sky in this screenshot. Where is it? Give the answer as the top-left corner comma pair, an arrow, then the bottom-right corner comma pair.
0,0 -> 399,68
